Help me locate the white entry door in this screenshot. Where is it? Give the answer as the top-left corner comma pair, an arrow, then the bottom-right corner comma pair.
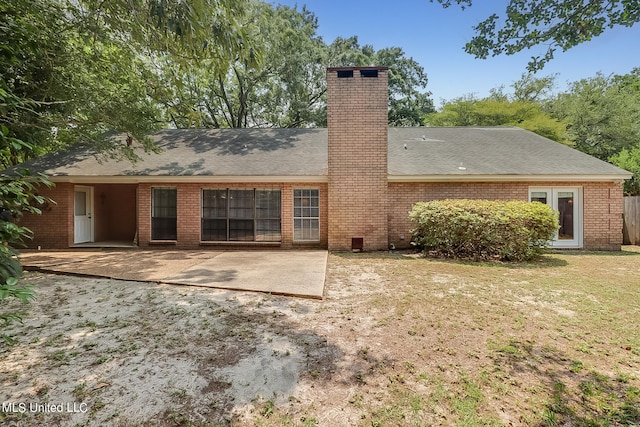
74,186 -> 94,244
530,187 -> 582,248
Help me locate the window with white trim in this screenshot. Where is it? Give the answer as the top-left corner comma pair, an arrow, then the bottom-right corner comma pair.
293,189 -> 320,241
201,189 -> 281,242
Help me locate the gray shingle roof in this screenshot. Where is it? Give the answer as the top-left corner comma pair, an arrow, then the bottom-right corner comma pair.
388,127 -> 631,178
8,127 -> 630,181
12,128 -> 328,178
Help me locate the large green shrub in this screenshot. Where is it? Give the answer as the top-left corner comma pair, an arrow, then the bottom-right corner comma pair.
409,199 -> 558,261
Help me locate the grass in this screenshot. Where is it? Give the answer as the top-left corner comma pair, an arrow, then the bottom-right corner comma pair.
311,248 -> 640,426
2,248 -> 640,426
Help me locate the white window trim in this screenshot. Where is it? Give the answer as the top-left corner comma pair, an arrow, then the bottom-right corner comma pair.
529,186 -> 583,249
293,188 -> 320,242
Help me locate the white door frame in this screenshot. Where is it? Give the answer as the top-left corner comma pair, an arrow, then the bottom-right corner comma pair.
529,186 -> 583,248
74,186 -> 94,244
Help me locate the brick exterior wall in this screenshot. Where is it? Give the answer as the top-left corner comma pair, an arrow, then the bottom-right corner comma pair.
137,182 -> 328,249
20,179 -> 624,251
327,67 -> 389,251
583,181 -> 625,250
19,182 -> 329,250
388,180 -> 625,251
17,182 -> 74,249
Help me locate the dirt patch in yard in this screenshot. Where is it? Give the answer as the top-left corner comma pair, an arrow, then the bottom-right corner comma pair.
2,249 -> 640,426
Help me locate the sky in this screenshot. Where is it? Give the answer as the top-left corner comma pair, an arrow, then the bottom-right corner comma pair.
268,0 -> 640,106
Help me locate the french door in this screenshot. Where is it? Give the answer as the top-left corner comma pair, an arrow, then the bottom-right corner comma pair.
529,187 -> 582,248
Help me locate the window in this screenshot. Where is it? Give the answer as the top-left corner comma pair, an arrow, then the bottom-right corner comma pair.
293,189 -> 320,241
201,189 -> 281,242
152,188 -> 177,240
74,191 -> 87,216
201,189 -> 227,241
256,189 -> 282,241
229,189 -> 254,241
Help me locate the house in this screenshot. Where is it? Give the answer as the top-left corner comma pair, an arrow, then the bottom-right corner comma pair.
10,67 -> 631,251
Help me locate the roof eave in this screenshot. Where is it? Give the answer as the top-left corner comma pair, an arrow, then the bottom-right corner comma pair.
47,175 -> 329,184
388,174 -> 632,182
46,173 -> 632,184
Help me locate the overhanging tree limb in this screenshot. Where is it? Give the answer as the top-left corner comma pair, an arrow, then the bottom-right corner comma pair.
431,0 -> 640,71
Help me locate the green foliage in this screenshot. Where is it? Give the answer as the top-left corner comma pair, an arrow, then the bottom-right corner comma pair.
0,0 -> 250,167
0,0 -> 69,165
426,95 -> 567,143
157,2 -> 434,129
3,0 -> 432,141
512,73 -> 558,102
432,0 -> 640,71
72,0 -> 251,69
0,171 -> 53,344
0,4 -> 257,336
157,2 -> 329,128
409,199 -> 558,261
610,145 -> 640,196
550,70 -> 640,161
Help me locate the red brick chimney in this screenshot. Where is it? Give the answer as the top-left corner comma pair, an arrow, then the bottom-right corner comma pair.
326,66 -> 389,251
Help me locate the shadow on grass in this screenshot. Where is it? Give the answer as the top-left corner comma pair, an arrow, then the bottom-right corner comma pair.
331,250 -> 569,269
331,250 -> 420,261
448,254 -> 569,269
491,340 -> 640,426
550,247 -> 640,257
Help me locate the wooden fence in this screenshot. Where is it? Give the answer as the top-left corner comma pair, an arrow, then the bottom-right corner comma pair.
623,196 -> 640,245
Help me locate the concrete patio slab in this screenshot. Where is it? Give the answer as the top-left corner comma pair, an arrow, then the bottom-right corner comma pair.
20,250 -> 327,299
163,251 -> 328,298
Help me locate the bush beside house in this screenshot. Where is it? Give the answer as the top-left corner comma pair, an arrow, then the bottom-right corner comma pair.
409,199 -> 559,261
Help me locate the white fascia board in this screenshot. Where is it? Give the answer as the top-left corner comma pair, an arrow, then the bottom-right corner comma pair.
387,174 -> 632,183
47,173 -> 631,184
48,175 -> 329,184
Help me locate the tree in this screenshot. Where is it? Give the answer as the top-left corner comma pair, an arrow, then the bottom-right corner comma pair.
613,67 -> 640,92
609,146 -> 640,195
0,169 -> 53,344
1,0 -> 251,167
431,0 -> 640,71
1,0 -> 250,342
1,0 -> 74,166
425,74 -> 567,143
157,3 -> 434,129
606,69 -> 640,195
549,71 -> 640,160
427,96 -> 567,141
425,94 -> 478,126
512,73 -> 558,102
151,2 -> 326,128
